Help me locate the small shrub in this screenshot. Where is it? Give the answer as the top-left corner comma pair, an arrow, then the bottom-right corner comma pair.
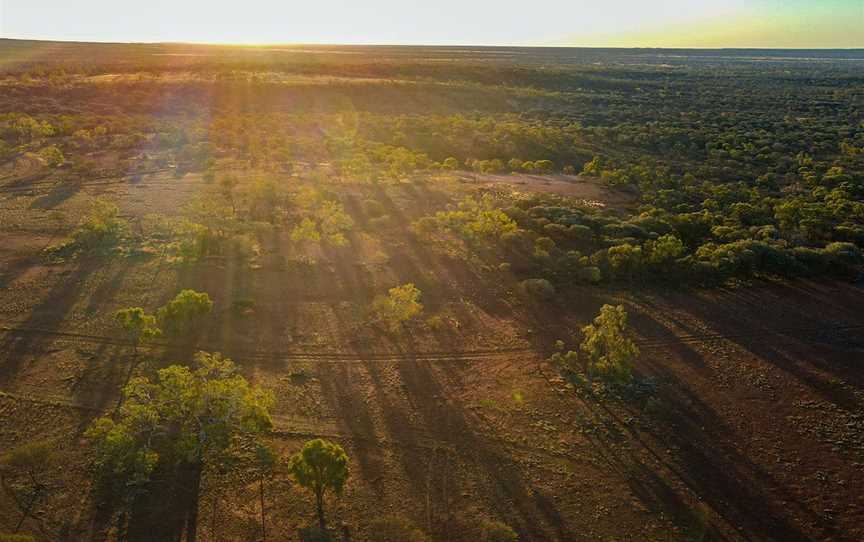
579,266 -> 602,283
442,157 -> 460,170
480,519 -> 518,542
38,145 -> 64,167
72,198 -> 127,248
372,283 -> 424,332
291,217 -> 321,243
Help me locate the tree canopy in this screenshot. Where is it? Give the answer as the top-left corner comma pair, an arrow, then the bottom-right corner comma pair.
580,304 -> 640,383
288,438 -> 350,532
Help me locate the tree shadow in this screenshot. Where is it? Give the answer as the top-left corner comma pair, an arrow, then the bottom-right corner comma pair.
611,296 -> 859,542
0,258 -> 100,384
29,181 -> 82,210
388,335 -> 577,541
125,461 -> 201,542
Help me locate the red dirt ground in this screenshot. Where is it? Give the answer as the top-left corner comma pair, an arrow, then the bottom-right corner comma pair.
1,165 -> 862,541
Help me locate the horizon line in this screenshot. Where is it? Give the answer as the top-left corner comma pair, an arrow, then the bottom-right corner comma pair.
2,37 -> 863,51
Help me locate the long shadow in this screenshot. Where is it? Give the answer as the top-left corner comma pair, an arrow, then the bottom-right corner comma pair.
2,169 -> 50,191
71,341 -> 123,435
29,181 -> 82,210
575,378 -> 823,542
390,336 -> 576,541
369,184 -> 512,319
616,307 -> 854,541
83,257 -> 136,316
315,359 -> 387,494
125,460 -> 201,542
0,258 -> 100,384
662,285 -> 864,410
0,252 -> 45,290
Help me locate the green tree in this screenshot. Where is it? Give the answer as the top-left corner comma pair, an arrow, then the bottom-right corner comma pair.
580,304 -> 639,383
548,349 -> 580,375
607,243 -> 643,281
84,417 -> 158,536
442,157 -> 460,170
648,234 -> 684,268
157,289 -> 213,335
318,201 -> 354,246
288,439 -> 350,532
291,217 -> 322,243
371,283 -> 424,332
534,159 -> 554,173
114,307 -> 162,392
0,441 -> 53,533
425,195 -> 518,247
72,198 -> 127,248
252,443 -> 278,542
86,352 -> 273,538
291,201 -> 354,247
218,174 -> 240,216
581,156 -> 602,176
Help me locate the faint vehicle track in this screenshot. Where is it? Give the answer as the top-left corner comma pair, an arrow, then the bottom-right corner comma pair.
0,167 -> 176,195
2,320 -> 862,362
0,322 -> 535,363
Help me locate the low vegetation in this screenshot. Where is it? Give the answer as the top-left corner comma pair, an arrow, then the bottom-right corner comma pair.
0,41 -> 861,541
371,283 -> 425,332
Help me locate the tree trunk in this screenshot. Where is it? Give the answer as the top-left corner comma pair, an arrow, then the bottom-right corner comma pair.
14,507 -> 27,533
117,508 -> 128,542
14,490 -> 39,533
15,473 -> 43,534
316,489 -> 325,533
185,461 -> 203,542
115,344 -> 139,414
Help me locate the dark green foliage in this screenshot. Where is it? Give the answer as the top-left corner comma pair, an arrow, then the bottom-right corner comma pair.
85,352 -> 274,531
156,289 -> 213,335
114,307 -> 161,348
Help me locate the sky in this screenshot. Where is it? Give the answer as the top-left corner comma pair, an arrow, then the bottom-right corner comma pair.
0,0 -> 862,48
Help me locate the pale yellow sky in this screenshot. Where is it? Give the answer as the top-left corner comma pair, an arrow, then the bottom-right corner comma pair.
1,0 -> 862,47
559,2 -> 864,48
